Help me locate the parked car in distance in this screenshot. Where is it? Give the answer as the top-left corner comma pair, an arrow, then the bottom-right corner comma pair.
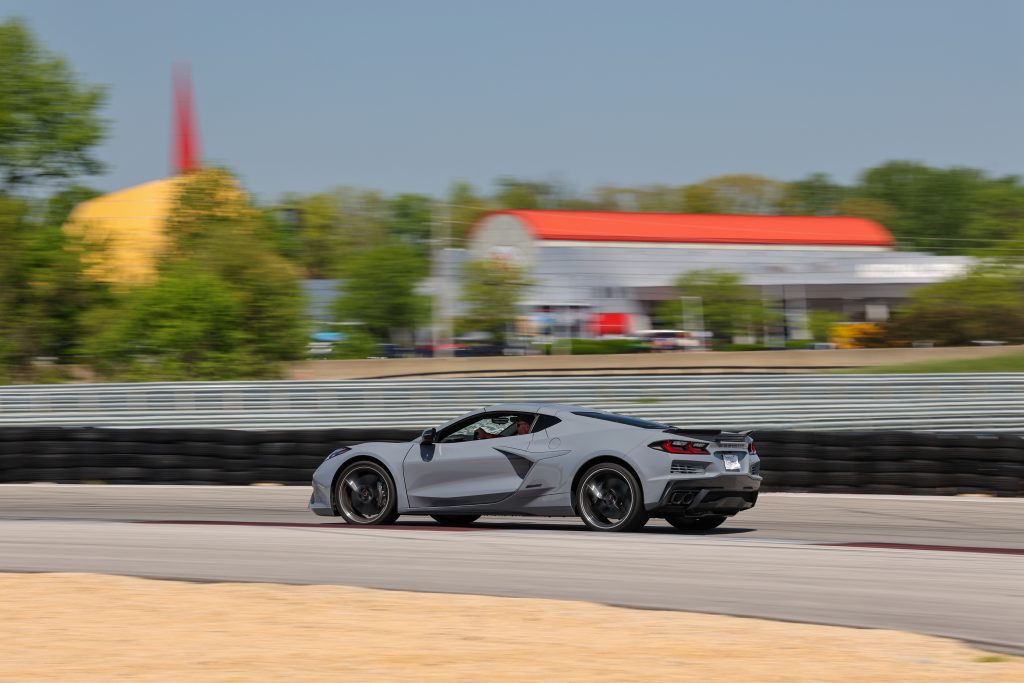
637,329 -> 704,351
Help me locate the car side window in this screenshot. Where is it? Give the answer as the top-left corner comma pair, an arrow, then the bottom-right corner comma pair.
532,415 -> 561,432
440,413 -> 537,443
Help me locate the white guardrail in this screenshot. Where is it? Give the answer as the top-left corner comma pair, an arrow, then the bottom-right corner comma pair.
0,374 -> 1022,432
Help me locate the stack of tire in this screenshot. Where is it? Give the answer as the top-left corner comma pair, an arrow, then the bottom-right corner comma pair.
753,430 -> 1024,497
0,427 -> 419,485
1,426 -> 1021,495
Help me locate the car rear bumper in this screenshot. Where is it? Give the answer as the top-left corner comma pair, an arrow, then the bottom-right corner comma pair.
649,473 -> 760,517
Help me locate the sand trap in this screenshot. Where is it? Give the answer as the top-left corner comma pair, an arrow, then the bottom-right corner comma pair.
1,573 -> 1020,682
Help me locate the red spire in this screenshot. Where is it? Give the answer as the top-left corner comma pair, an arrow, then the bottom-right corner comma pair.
172,64 -> 201,174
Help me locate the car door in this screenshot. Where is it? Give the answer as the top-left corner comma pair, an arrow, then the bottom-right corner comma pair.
403,412 -> 536,508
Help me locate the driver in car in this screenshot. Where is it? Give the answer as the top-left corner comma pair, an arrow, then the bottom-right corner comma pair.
475,417 -> 531,440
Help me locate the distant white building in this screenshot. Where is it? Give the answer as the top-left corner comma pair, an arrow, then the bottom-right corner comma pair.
466,210 -> 971,338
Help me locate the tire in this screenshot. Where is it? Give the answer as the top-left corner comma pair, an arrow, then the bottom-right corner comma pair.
575,462 -> 648,532
430,514 -> 480,527
335,461 -> 399,526
664,514 -> 727,532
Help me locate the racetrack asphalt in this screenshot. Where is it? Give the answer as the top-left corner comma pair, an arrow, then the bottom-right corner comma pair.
1,485 -> 1021,654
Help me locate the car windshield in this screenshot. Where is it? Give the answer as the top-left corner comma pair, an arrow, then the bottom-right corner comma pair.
571,411 -> 669,429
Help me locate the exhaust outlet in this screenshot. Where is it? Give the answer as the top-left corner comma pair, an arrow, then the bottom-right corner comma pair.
670,491 -> 697,506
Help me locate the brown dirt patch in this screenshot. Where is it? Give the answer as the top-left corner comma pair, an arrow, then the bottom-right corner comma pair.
1,573 -> 1021,682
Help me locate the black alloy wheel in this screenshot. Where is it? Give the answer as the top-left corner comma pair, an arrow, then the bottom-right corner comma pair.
429,514 -> 481,527
335,461 -> 399,525
576,463 -> 649,532
664,514 -> 727,532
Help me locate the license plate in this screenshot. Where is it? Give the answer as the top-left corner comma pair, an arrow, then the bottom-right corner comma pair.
723,454 -> 741,471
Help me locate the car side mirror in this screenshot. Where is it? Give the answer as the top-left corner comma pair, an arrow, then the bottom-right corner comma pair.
421,427 -> 437,444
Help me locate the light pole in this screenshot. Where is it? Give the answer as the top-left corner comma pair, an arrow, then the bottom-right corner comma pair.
679,295 -> 704,349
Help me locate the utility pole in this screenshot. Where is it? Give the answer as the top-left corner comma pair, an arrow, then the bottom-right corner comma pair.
431,202 -> 453,357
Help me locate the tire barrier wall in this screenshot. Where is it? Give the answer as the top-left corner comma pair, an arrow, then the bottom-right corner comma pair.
1,427 -> 1022,496
0,427 -> 417,486
752,430 -> 1024,497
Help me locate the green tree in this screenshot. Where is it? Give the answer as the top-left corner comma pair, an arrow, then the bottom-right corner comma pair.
494,177 -> 559,209
681,183 -> 725,214
0,197 -> 40,379
965,177 -> 1024,252
854,161 -> 987,252
80,266 -> 269,380
81,169 -> 307,380
272,192 -> 345,278
626,185 -> 688,213
329,327 -> 379,359
446,181 -> 492,242
835,196 -> 898,226
456,258 -> 533,342
778,173 -> 847,215
886,267 -> 1024,345
0,19 -> 107,192
591,186 -> 628,212
163,169 -> 307,362
0,18 -> 109,381
655,269 -> 764,344
807,310 -> 844,342
682,175 -> 786,214
0,194 -> 108,381
331,242 -> 428,344
42,184 -> 100,226
388,193 -> 434,244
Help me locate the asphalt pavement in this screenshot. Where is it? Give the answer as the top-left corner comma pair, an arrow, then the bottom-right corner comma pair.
1,485 -> 1021,654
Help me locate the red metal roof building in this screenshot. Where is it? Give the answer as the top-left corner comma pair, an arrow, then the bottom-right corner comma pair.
465,209 -> 969,341
477,210 -> 895,248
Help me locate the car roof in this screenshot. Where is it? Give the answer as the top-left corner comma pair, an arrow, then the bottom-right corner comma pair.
483,402 -> 593,415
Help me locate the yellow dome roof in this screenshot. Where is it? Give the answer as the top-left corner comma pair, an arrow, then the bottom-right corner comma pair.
64,176 -> 185,286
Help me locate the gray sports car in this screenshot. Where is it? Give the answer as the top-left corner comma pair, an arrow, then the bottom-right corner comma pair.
309,403 -> 761,532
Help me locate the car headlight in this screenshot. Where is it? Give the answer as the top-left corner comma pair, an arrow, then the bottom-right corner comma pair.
325,446 -> 351,461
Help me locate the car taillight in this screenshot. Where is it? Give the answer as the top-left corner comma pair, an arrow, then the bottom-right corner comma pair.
649,439 -> 709,455
749,441 -> 757,455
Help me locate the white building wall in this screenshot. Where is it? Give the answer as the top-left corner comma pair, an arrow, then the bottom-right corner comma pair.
467,213 -> 974,331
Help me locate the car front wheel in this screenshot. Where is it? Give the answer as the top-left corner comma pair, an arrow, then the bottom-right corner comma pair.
335,461 -> 399,525
576,463 -> 648,532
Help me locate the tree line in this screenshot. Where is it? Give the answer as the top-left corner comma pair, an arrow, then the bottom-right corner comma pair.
270,166 -> 1024,281
1,17 -> 1021,383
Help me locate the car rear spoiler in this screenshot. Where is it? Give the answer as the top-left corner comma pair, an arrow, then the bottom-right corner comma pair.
664,428 -> 752,442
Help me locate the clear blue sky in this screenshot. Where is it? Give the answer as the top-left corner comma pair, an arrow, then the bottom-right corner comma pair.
4,0 -> 1022,200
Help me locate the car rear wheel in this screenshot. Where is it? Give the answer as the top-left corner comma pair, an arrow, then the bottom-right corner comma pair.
665,514 -> 727,532
335,461 -> 399,525
429,514 -> 480,527
576,463 -> 648,532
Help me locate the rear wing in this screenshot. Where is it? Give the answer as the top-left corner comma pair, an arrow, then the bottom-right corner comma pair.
664,428 -> 752,447
665,428 -> 751,437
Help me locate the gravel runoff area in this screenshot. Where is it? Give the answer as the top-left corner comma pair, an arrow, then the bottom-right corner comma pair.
3,573 -> 1022,683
